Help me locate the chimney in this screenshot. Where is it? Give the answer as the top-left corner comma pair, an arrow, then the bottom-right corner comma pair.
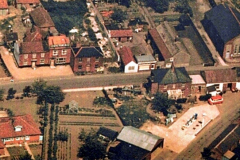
171,62 -> 175,72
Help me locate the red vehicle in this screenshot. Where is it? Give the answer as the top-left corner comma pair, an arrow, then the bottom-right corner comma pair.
208,95 -> 223,105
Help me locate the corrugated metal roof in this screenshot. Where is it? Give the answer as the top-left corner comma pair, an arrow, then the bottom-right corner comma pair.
135,55 -> 156,63
117,126 -> 163,151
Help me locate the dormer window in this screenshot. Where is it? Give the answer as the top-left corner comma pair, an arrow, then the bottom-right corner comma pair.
15,125 -> 22,132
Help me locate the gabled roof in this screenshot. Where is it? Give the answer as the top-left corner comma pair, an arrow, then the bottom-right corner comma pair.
97,127 -> 118,141
150,66 -> 191,84
117,126 -> 163,152
119,46 -> 135,65
0,0 -> 8,9
48,35 -> 70,47
30,7 -> 55,28
135,55 -> 156,63
5,32 -> 18,42
24,26 -> 43,42
0,114 -> 41,139
148,28 -> 172,60
73,46 -> 103,58
109,30 -> 133,38
16,0 -> 40,3
189,75 -> 206,85
204,4 -> 240,43
21,41 -> 48,54
201,68 -> 237,83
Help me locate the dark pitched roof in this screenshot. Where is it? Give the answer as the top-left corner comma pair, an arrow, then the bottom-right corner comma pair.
30,7 -> 55,28
74,46 -> 103,58
97,127 -> 118,141
5,32 -> 18,41
20,41 -> 48,54
148,28 -> 172,60
150,66 -> 191,84
119,46 -> 135,65
204,4 -> 240,43
202,68 -> 237,83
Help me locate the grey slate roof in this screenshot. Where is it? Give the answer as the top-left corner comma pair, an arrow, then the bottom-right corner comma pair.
74,46 -> 103,58
117,126 -> 163,151
150,67 -> 191,84
204,4 -> 240,43
135,55 -> 156,63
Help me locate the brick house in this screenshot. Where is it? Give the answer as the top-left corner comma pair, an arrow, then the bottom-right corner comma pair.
0,114 -> 42,146
24,26 -> 43,42
15,0 -> 41,11
119,46 -> 138,73
109,30 -> 133,42
0,0 -> 8,16
14,41 -> 49,68
147,65 -> 191,99
70,45 -> 104,74
48,35 -> 71,67
202,4 -> 240,62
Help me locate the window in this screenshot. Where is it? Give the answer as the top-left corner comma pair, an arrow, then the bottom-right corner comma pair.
23,61 -> 28,65
87,58 -> 90,63
32,53 -> 36,58
24,54 -> 28,59
21,137 -> 24,140
173,84 -> 175,89
78,65 -> 82,69
79,58 -> 82,62
25,136 -> 30,140
53,50 -> 58,56
151,64 -> 155,69
128,66 -> 135,70
40,59 -> 45,64
95,64 -> 99,68
41,53 -> 45,58
15,137 -> 20,141
56,57 -> 66,64
182,83 -> 185,88
234,45 -> 240,54
164,85 -> 168,89
96,57 -> 99,62
62,49 -> 67,55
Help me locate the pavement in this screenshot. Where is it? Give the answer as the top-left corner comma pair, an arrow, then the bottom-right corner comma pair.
0,46 -> 74,80
141,104 -> 219,156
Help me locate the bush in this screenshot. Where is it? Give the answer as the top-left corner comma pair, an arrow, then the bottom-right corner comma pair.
177,98 -> 187,103
108,67 -> 122,73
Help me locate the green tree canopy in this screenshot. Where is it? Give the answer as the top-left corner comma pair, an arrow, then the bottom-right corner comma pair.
77,129 -> 106,159
0,89 -> 4,101
146,0 -> 169,13
111,8 -> 128,23
19,151 -> 32,160
151,92 -> 171,113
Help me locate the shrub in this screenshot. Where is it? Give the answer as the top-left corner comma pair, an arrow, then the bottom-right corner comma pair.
177,98 -> 187,103
199,94 -> 211,101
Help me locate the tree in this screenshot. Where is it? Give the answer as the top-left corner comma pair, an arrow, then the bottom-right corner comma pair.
147,0 -> 169,13
201,147 -> 212,159
7,88 -> 16,99
31,79 -> 65,105
77,130 -> 106,159
0,89 -> 4,101
19,151 -> 32,160
23,86 -> 32,97
58,130 -> 68,141
111,8 -> 127,23
151,92 -> 171,113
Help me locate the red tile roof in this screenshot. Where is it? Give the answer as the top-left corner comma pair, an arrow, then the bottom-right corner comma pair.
101,10 -> 113,17
149,28 -> 171,60
48,35 -> 70,47
0,141 -> 4,148
16,0 -> 40,4
24,26 -> 42,42
0,0 -> 8,9
203,69 -> 237,83
109,30 -> 133,38
119,46 -> 135,65
30,7 -> 55,28
21,41 -> 47,53
0,114 -> 41,139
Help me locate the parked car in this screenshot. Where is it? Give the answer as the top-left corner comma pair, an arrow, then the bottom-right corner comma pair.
208,95 -> 223,105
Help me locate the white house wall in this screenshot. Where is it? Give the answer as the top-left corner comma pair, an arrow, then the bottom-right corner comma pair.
206,83 -> 224,91
124,61 -> 138,73
236,82 -> 240,90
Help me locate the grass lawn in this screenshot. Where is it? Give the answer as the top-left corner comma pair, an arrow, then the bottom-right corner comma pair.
29,144 -> 42,160
7,146 -> 26,156
0,97 -> 39,122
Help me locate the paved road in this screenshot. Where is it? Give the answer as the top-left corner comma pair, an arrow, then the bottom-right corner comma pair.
175,92 -> 240,159
0,72 -> 150,94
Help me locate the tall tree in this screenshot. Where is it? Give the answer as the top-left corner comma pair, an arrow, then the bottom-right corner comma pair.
151,92 -> 171,113
147,0 -> 169,13
77,130 -> 106,159
32,79 -> 47,104
19,151 -> 32,160
23,86 -> 32,97
111,8 -> 127,23
0,89 -> 4,101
